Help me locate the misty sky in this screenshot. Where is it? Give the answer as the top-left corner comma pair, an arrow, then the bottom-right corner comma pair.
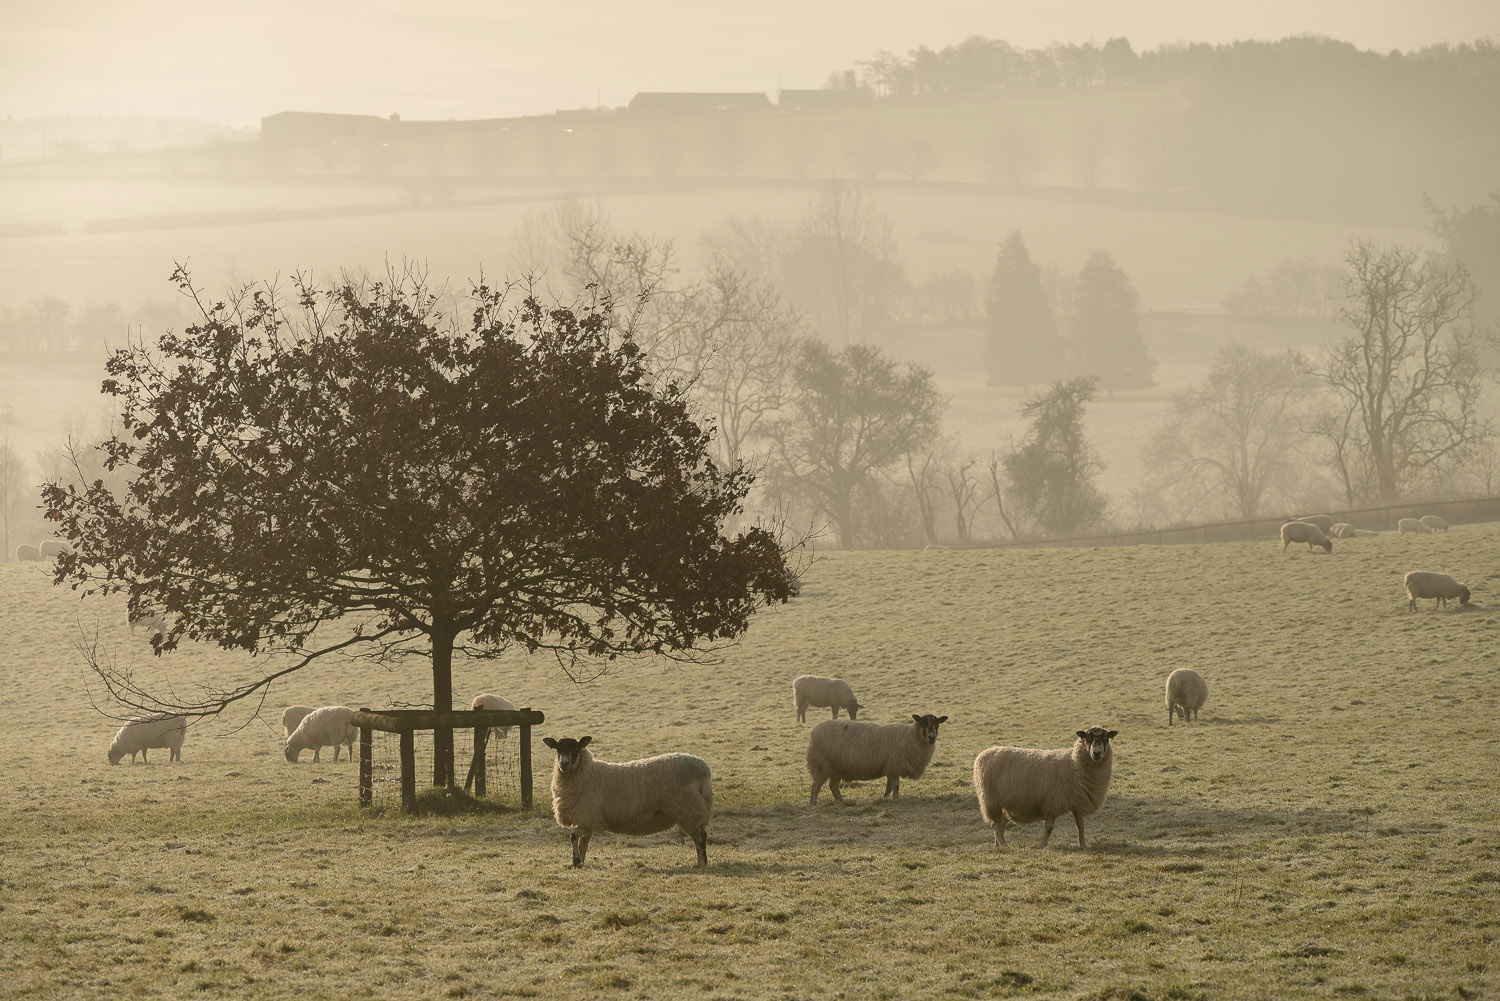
2,0 -> 1497,126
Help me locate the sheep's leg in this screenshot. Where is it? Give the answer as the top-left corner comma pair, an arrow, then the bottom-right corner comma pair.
809,778 -> 825,806
693,829 -> 708,867
829,778 -> 844,802
1074,811 -> 1088,849
993,817 -> 1007,847
885,776 -> 900,798
569,830 -> 592,868
312,747 -> 321,763
141,749 -> 149,764
1168,704 -> 1174,726
831,706 -> 839,719
1040,816 -> 1055,847
797,704 -> 805,723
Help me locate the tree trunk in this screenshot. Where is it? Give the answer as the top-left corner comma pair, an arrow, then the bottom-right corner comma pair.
431,626 -> 456,789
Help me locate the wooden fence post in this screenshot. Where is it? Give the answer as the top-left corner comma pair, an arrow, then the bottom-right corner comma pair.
400,729 -> 416,815
520,721 -> 533,810
359,725 -> 372,807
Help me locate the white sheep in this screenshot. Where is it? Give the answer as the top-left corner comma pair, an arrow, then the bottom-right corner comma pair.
471,693 -> 516,742
108,714 -> 186,764
806,713 -> 947,805
793,675 -> 862,723
1330,523 -> 1358,539
1404,571 -> 1471,611
281,705 -> 315,738
973,726 -> 1118,849
1280,520 -> 1331,553
1397,517 -> 1431,535
15,543 -> 40,561
1420,515 -> 1450,532
1165,668 -> 1208,725
284,705 -> 357,762
1295,514 -> 1334,534
128,608 -> 168,639
38,539 -> 71,558
542,735 -> 714,868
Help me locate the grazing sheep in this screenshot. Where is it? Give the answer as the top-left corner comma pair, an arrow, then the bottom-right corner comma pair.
1280,520 -> 1332,553
1295,514 -> 1334,534
108,714 -> 186,765
471,693 -> 516,742
37,539 -> 71,558
1420,515 -> 1450,532
14,543 -> 40,561
542,735 -> 714,868
1404,571 -> 1471,611
1165,668 -> 1208,725
1330,523 -> 1358,539
806,713 -> 948,805
128,608 -> 168,639
793,675 -> 862,723
1397,517 -> 1431,535
281,705 -> 315,738
284,706 -> 357,762
973,726 -> 1117,849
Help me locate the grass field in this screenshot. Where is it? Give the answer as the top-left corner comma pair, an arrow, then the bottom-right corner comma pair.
3,524 -> 1498,999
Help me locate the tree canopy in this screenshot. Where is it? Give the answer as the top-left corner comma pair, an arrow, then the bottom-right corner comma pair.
983,230 -> 1063,387
1002,376 -> 1108,538
45,267 -> 800,782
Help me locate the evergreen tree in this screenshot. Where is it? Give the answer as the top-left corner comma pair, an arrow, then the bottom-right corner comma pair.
1066,250 -> 1154,390
982,231 -> 1064,387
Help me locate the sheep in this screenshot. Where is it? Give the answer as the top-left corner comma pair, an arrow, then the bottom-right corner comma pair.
471,693 -> 516,742
1280,520 -> 1331,553
1397,517 -> 1431,535
973,726 -> 1118,849
1330,523 -> 1359,539
806,713 -> 948,805
14,543 -> 40,561
281,705 -> 315,738
1295,514 -> 1334,534
38,539 -> 71,558
1165,668 -> 1208,725
1420,515 -> 1450,532
108,714 -> 186,764
542,735 -> 714,868
793,675 -> 862,723
284,705 -> 357,762
1404,571 -> 1471,612
128,608 -> 168,639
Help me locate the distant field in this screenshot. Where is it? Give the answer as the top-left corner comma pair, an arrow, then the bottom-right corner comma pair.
2,527 -> 1497,999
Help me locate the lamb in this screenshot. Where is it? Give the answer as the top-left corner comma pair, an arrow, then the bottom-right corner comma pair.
1420,515 -> 1450,532
1330,523 -> 1358,539
108,714 -> 186,764
973,726 -> 1118,849
1295,514 -> 1334,534
793,675 -> 862,723
14,543 -> 40,561
1403,571 -> 1471,611
281,705 -> 315,738
1397,517 -> 1431,535
806,713 -> 948,805
1280,520 -> 1332,553
471,693 -> 516,742
284,705 -> 357,762
1165,668 -> 1208,725
542,735 -> 714,868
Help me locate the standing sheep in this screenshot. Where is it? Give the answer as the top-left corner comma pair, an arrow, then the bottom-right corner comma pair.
38,539 -> 72,558
806,713 -> 947,805
471,693 -> 516,742
1165,668 -> 1208,725
793,675 -> 862,723
281,705 -> 315,738
1419,515 -> 1450,532
108,714 -> 187,764
1295,515 -> 1334,535
1403,571 -> 1471,611
284,706 -> 357,762
1397,517 -> 1431,535
542,735 -> 714,868
1280,521 -> 1332,553
973,726 -> 1118,849
15,543 -> 41,561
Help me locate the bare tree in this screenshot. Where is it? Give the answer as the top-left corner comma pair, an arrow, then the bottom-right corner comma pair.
986,450 -> 1019,539
1144,344 -> 1315,519
782,181 -> 907,344
906,450 -> 941,546
946,458 -> 981,544
1319,240 -> 1490,504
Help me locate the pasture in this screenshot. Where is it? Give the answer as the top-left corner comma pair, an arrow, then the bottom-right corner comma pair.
2,525 -> 1498,999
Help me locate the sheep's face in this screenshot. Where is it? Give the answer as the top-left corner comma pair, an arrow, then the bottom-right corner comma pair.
544,735 -> 592,773
108,747 -> 124,765
910,714 -> 948,744
1459,585 -> 1471,605
846,701 -> 862,720
1320,539 -> 1332,552
1075,726 -> 1118,763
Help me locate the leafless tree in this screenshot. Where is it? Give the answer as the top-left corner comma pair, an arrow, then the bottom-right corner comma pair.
946,458 -> 981,544
906,450 -> 941,546
782,181 -> 908,344
1319,240 -> 1490,504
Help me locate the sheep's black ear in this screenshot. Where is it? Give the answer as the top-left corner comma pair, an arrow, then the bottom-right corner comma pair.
543,737 -> 558,749
937,716 -> 949,724
578,735 -> 592,748
912,714 -> 922,723
1107,730 -> 1118,739
1076,730 -> 1088,740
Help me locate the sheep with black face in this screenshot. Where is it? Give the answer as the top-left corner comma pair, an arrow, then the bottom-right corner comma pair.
973,726 -> 1118,849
